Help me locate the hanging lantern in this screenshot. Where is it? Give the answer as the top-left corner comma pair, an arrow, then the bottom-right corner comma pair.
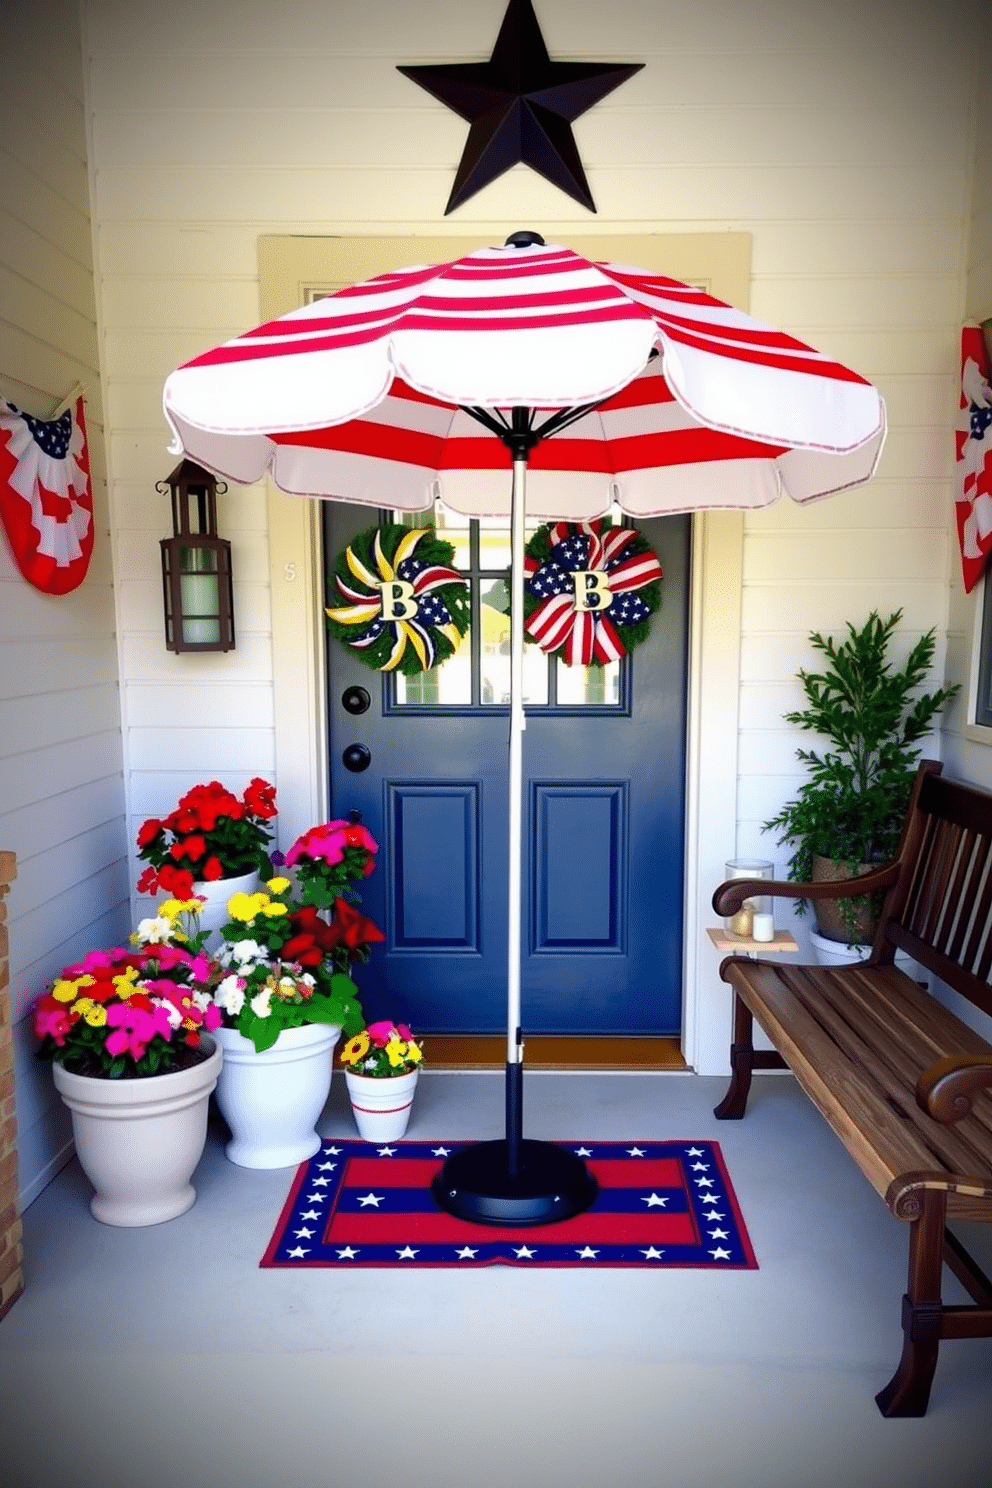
158,460 -> 235,652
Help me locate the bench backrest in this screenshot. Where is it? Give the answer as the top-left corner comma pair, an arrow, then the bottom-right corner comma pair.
877,760 -> 992,1021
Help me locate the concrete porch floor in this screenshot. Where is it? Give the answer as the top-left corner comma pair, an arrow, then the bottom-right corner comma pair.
1,1069 -> 990,1488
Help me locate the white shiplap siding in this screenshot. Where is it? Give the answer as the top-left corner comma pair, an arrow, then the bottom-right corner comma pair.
1,0 -> 127,1205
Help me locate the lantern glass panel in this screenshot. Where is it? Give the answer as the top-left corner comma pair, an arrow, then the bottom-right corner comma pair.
179,544 -> 221,646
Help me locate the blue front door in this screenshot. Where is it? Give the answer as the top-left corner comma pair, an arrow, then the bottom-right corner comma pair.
324,504 -> 689,1037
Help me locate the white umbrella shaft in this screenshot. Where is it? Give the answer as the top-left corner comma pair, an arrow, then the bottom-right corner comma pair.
507,455 -> 527,1068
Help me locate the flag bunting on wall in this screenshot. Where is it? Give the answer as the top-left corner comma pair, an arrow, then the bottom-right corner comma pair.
955,325 -> 992,594
0,395 -> 94,594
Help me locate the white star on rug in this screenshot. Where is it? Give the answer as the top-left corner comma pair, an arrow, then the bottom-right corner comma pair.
626,1146 -> 646,1157
324,1146 -> 341,1155
377,1146 -> 397,1156
575,1147 -> 593,1157
305,1193 -> 326,1204
312,1177 -> 330,1186
685,1146 -> 704,1156
396,1246 -> 419,1259
294,1227 -> 314,1239
456,1246 -> 478,1259
299,1209 -> 320,1221
316,1161 -> 337,1171
576,1246 -> 599,1259
702,1209 -> 725,1221
640,1247 -> 665,1260
695,1177 -> 715,1188
357,1192 -> 384,1207
513,1245 -> 537,1259
286,1246 -> 309,1259
710,1247 -> 732,1260
336,1247 -> 359,1259
690,1162 -> 709,1171
641,1192 -> 668,1207
432,1146 -> 451,1157
709,1227 -> 729,1239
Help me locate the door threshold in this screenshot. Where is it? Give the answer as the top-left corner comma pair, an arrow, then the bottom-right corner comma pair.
422,1035 -> 686,1071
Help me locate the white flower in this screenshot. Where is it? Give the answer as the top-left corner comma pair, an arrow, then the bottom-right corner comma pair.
152,998 -> 182,1029
190,989 -> 212,1012
134,915 -> 173,945
214,974 -> 246,1015
229,938 -> 267,967
250,988 -> 273,1018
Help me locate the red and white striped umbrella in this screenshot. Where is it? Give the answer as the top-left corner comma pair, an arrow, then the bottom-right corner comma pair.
164,238 -> 885,519
163,233 -> 885,1225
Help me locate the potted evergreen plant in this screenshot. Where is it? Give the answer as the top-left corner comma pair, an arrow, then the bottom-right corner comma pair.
765,610 -> 958,948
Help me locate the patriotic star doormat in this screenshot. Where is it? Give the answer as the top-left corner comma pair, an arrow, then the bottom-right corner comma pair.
260,1139 -> 758,1269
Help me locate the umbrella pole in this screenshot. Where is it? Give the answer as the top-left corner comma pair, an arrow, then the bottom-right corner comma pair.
429,415 -> 598,1227
505,452 -> 527,1178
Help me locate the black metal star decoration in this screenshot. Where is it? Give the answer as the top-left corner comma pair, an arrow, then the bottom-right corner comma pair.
398,0 -> 643,214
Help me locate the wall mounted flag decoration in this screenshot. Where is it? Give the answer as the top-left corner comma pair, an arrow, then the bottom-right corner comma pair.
523,519 -> 662,666
325,523 -> 470,675
956,324 -> 992,594
0,395 -> 94,595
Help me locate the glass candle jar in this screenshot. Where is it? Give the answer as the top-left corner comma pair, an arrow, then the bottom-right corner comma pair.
724,860 -> 773,938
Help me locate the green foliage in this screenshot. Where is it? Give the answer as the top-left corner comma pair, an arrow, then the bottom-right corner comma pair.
765,610 -> 959,920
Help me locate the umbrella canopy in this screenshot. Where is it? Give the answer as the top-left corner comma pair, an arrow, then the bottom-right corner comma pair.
164,238 -> 885,520
163,233 -> 885,1224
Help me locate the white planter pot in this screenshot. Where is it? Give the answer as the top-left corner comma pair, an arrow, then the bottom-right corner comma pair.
345,1068 -> 418,1141
181,869 -> 261,948
213,1022 -> 341,1168
809,929 -> 920,981
53,1035 -> 222,1227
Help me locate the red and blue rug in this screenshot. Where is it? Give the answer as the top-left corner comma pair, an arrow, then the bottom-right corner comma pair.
260,1139 -> 758,1269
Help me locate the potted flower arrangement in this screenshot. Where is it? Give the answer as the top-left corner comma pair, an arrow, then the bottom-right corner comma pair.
31,898 -> 223,1226
764,610 -> 958,950
135,777 -> 278,938
206,876 -> 371,1168
340,1021 -> 424,1140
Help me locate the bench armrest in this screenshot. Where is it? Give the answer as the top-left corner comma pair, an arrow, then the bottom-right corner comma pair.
712,861 -> 899,918
915,1054 -> 992,1124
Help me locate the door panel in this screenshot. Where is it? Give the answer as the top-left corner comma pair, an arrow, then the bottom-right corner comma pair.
325,503 -> 689,1037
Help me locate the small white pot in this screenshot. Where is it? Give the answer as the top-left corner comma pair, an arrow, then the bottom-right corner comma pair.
213,1022 -> 341,1168
181,869 -> 261,949
53,1035 -> 222,1227
345,1068 -> 418,1141
809,929 -> 920,981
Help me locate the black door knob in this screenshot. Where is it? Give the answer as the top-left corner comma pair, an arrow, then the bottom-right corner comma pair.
342,686 -> 371,715
342,743 -> 372,773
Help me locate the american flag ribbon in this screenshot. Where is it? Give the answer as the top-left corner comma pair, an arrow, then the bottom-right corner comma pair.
261,1139 -> 758,1269
525,519 -> 663,665
0,395 -> 94,594
956,325 -> 992,594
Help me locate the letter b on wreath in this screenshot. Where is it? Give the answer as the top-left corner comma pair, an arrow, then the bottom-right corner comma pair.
574,570 -> 612,612
379,579 -> 418,620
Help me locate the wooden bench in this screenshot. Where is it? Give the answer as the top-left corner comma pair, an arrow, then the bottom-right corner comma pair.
712,759 -> 992,1416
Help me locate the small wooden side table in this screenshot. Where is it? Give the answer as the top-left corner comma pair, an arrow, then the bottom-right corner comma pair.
706,927 -> 798,956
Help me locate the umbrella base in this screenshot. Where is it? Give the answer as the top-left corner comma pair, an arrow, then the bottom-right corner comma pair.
430,1138 -> 598,1228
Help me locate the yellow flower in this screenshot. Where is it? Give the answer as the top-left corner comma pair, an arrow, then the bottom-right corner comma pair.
385,1038 -> 407,1068
227,891 -> 269,922
405,1041 -> 423,1065
341,1031 -> 370,1066
266,876 -> 291,895
51,978 -> 82,1003
113,965 -> 140,990
71,998 -> 107,1028
261,901 -> 288,918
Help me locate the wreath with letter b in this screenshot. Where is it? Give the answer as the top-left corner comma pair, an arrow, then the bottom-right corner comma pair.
523,519 -> 663,666
325,523 -> 470,675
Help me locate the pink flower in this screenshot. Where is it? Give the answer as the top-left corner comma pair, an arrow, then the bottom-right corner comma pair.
285,819 -> 379,867
34,998 -> 72,1045
104,1002 -> 170,1062
202,1003 -> 223,1030
366,1020 -> 396,1047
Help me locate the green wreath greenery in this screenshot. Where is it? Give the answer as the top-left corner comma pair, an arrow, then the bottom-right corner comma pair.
520,520 -> 662,666
325,523 -> 470,677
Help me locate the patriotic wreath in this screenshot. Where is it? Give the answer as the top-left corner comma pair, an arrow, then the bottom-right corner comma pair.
325,523 -> 470,676
0,396 -> 94,595
523,519 -> 663,667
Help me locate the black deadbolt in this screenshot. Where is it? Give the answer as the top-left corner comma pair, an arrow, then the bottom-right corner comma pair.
342,743 -> 372,773
341,685 -> 371,715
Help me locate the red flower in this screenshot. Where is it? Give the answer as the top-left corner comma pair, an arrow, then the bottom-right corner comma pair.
136,818 -> 162,848
137,865 -> 159,894
329,897 -> 385,949
170,834 -> 206,863
244,777 -> 277,820
157,863 -> 195,899
201,855 -> 224,881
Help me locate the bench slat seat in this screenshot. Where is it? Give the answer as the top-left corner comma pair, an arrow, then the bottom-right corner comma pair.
712,760 -> 992,1417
